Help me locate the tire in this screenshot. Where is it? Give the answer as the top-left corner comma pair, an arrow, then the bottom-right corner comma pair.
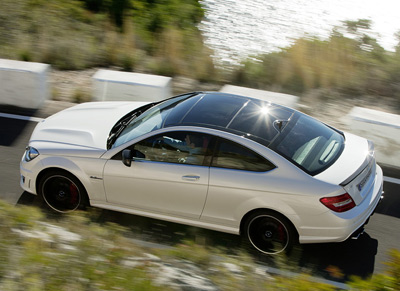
38,170 -> 87,213
243,210 -> 296,255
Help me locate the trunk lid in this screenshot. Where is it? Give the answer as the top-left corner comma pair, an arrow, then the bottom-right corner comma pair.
315,132 -> 376,205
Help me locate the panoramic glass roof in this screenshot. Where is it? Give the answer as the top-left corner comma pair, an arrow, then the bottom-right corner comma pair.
163,92 -> 294,144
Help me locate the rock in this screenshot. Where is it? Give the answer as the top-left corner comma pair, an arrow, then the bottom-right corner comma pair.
221,262 -> 242,275
151,262 -> 218,291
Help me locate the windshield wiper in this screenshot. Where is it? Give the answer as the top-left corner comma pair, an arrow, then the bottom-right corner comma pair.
106,102 -> 157,149
107,114 -> 137,149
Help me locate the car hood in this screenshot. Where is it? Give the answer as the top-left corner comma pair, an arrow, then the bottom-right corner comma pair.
30,101 -> 148,150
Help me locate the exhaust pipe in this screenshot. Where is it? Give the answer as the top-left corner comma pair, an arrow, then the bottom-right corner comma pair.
351,227 -> 365,240
351,193 -> 384,240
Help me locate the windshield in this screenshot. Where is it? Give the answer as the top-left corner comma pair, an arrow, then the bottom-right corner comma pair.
112,94 -> 190,148
269,114 -> 345,176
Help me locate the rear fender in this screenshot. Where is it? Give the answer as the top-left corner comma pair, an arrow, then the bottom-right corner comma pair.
235,195 -> 299,231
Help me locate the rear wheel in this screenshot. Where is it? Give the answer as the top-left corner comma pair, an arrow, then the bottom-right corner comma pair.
38,170 -> 87,213
244,211 -> 296,254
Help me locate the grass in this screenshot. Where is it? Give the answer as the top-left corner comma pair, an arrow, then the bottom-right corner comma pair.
0,201 -> 157,290
1,199 -> 400,290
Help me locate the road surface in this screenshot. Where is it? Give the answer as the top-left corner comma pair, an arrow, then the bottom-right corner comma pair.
1,111 -> 399,284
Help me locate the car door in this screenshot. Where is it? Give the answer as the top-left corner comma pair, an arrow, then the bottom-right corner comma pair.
201,137 -> 276,225
103,131 -> 213,219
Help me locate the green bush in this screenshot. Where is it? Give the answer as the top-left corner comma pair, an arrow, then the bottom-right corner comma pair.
0,0 -> 215,79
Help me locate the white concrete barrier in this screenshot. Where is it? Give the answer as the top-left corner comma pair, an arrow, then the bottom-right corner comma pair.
0,59 -> 50,109
93,69 -> 172,102
346,107 -> 400,168
220,85 -> 299,108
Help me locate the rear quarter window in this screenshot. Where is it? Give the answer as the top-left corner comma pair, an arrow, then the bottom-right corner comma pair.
212,138 -> 275,172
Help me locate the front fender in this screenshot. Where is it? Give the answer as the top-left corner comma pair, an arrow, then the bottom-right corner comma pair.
38,155 -> 107,202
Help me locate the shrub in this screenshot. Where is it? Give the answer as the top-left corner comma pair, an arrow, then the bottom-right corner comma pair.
228,21 -> 400,101
0,0 -> 214,78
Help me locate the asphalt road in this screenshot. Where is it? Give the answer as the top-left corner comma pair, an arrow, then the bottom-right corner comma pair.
1,112 -> 399,284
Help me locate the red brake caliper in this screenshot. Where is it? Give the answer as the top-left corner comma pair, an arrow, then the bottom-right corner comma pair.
278,224 -> 285,242
69,183 -> 78,206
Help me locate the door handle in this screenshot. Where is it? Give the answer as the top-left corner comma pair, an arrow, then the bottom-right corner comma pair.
182,175 -> 200,181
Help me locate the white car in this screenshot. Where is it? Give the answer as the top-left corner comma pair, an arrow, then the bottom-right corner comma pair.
20,92 -> 383,254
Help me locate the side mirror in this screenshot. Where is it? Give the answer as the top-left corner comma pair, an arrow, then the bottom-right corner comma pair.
122,149 -> 133,167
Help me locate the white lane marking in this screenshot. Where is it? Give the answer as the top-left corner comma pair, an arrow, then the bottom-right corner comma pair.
0,112 -> 44,123
384,176 -> 400,185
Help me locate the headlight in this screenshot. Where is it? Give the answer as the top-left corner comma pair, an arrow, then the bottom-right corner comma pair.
24,146 -> 40,162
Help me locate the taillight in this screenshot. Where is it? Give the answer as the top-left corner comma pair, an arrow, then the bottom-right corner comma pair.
320,193 -> 356,212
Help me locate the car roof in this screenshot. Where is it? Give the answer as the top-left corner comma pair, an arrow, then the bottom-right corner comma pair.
162,92 -> 295,146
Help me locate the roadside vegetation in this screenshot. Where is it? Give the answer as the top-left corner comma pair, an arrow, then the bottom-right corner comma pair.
1,199 -> 400,290
229,19 -> 400,105
1,1 -> 400,107
0,0 -> 216,81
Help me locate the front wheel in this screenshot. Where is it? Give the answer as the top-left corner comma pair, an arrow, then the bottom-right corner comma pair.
244,211 -> 296,255
38,170 -> 87,213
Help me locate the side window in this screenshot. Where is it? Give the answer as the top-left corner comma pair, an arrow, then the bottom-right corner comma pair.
212,139 -> 275,172
133,131 -> 212,166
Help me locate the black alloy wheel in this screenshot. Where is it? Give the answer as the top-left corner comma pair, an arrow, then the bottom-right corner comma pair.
39,171 -> 86,213
245,211 -> 296,254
